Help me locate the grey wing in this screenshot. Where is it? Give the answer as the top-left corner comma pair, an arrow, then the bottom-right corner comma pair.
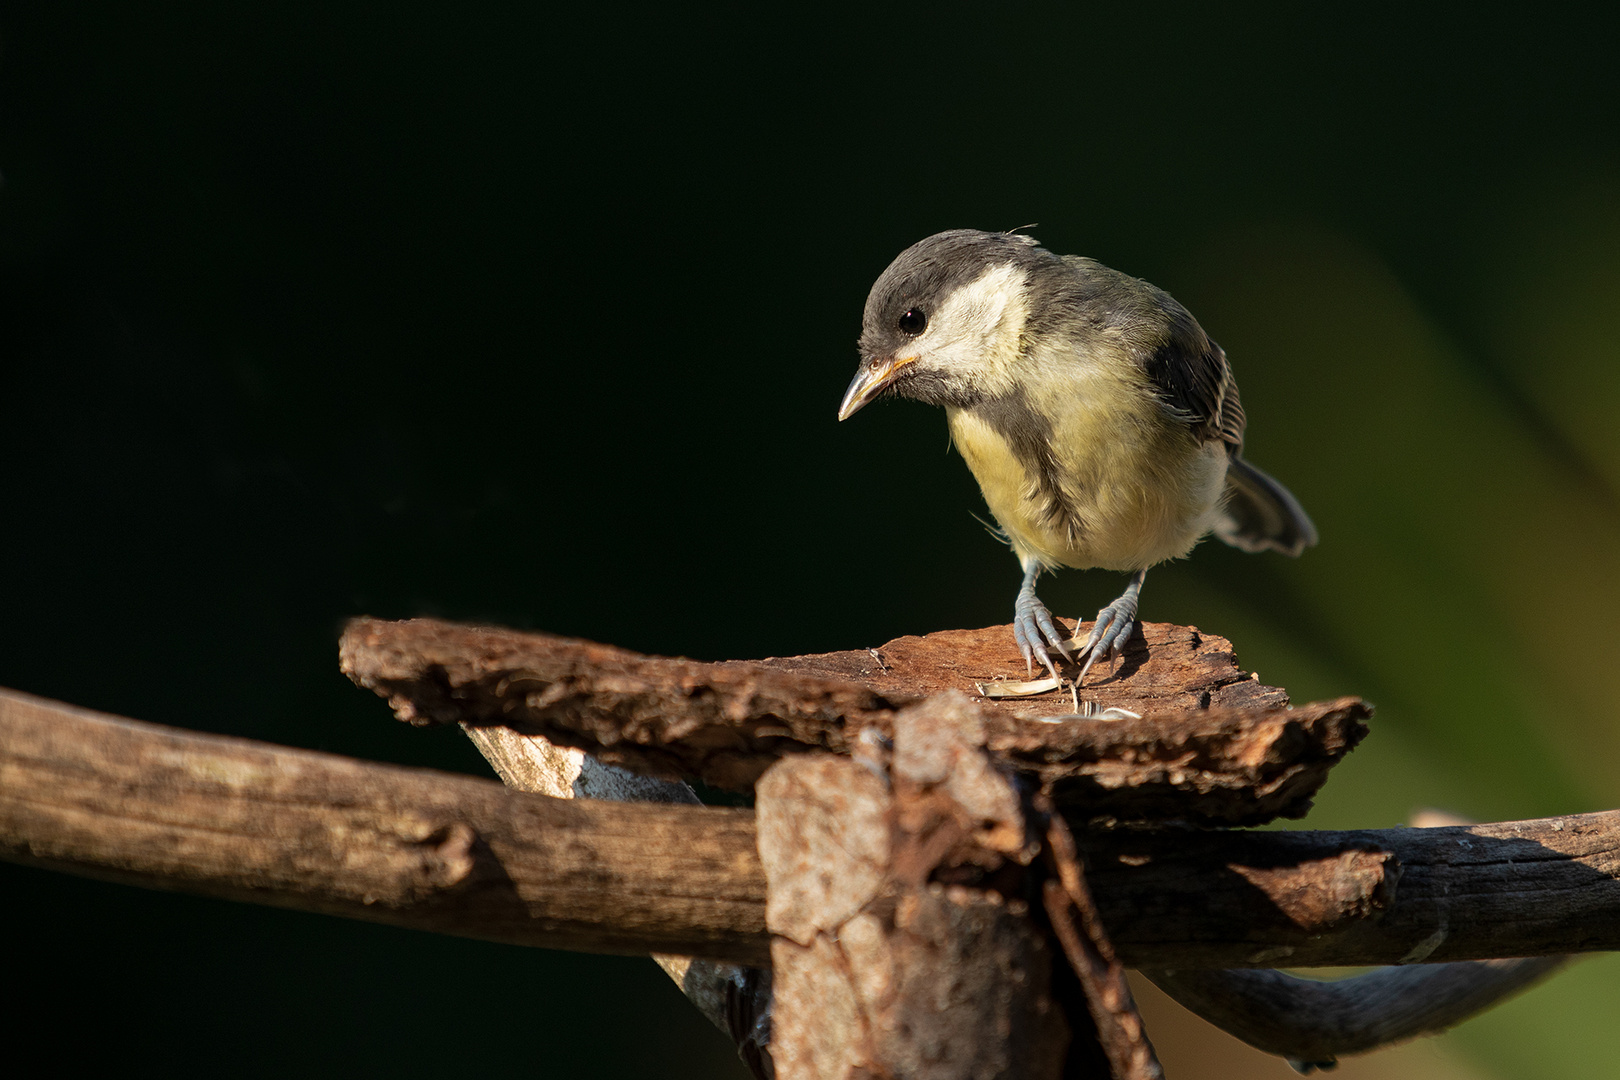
1139,296 -> 1246,450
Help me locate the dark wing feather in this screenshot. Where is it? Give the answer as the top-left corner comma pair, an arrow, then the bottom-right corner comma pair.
1139,296 -> 1246,451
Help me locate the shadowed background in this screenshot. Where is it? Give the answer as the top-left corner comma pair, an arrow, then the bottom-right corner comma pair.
4,5 -> 1619,1077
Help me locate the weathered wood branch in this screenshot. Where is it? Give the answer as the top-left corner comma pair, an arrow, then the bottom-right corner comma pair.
1140,958 -> 1572,1070
339,617 -> 1368,827
0,687 -> 769,964
7,685 -> 1619,971
1080,817 -> 1620,967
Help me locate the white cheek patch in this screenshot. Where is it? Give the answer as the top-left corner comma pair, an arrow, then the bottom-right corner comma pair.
916,264 -> 1028,392
942,263 -> 1017,335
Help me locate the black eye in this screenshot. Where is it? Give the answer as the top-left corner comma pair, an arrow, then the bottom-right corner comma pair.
897,308 -> 927,335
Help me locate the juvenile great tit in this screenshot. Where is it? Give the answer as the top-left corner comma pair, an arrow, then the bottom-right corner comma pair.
838,229 -> 1316,681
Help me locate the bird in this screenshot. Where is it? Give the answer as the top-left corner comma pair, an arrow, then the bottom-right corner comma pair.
837,229 -> 1316,684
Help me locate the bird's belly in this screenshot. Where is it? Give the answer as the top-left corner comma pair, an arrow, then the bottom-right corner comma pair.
947,408 -> 1227,572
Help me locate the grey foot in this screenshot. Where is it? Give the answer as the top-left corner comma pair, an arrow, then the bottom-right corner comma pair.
1013,581 -> 1072,677
1076,570 -> 1147,684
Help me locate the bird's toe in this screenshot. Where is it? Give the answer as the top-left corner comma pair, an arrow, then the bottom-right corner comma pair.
1012,617 -> 1039,674
1088,599 -> 1140,660
1075,599 -> 1137,683
1034,606 -> 1073,662
1095,613 -> 1136,661
1013,595 -> 1066,676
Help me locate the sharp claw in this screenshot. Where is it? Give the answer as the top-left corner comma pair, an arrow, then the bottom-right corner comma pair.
1095,614 -> 1134,665
1054,632 -> 1075,662
1034,640 -> 1058,678
1036,611 -> 1072,661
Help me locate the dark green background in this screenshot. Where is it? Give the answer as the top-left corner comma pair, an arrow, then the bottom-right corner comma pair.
5,5 -> 1620,1077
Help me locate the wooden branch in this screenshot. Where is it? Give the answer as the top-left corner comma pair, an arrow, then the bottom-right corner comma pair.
1140,958 -> 1571,1069
0,687 -> 769,965
340,617 -> 1369,826
1079,817 -> 1620,967
8,684 -> 1619,971
1134,807 -> 1579,1067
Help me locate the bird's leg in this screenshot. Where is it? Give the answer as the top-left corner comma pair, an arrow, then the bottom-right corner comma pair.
1012,557 -> 1073,676
1075,569 -> 1146,685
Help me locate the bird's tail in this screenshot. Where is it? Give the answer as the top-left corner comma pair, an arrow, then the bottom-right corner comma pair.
1214,455 -> 1318,557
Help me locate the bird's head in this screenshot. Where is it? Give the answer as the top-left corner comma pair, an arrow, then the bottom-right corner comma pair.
838,229 -> 1053,420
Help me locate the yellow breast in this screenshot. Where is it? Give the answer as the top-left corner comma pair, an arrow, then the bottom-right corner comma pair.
947,399 -> 1228,572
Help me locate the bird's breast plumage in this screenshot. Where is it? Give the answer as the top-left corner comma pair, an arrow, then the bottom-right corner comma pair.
947,387 -> 1229,573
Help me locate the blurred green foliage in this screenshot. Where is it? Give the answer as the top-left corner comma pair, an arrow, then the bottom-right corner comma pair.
3,3 -> 1618,1077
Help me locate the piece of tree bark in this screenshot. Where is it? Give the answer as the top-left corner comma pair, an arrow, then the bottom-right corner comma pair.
340,617 -> 1369,826
757,695 -> 1074,1079
760,621 -> 1286,714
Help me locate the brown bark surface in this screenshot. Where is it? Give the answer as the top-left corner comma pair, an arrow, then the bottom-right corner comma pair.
758,696 -> 1075,1080
340,617 -> 1368,826
760,620 -> 1287,714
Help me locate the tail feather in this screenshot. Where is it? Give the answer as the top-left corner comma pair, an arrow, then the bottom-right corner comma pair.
1215,455 -> 1318,557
